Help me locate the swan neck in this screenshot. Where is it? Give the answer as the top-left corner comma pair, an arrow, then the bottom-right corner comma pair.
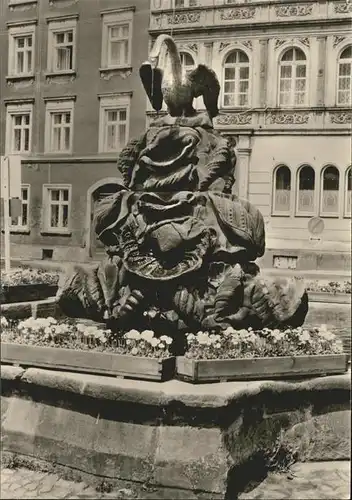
149,34 -> 182,83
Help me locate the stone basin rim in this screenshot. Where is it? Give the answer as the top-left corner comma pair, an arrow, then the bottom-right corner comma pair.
1,364 -> 350,410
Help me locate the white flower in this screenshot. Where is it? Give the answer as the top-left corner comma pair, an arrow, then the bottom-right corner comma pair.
141,330 -> 154,341
150,338 -> 160,347
126,339 -> 132,345
44,327 -> 52,335
124,329 -> 140,340
160,335 -> 172,345
131,347 -> 138,355
223,326 -> 235,337
1,317 -> 8,327
186,333 -> 196,341
159,343 -> 165,349
215,343 -> 221,349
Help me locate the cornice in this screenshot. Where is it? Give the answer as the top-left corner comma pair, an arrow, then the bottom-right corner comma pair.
149,17 -> 350,35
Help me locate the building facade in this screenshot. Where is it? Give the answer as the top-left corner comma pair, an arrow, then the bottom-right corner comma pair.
0,0 -> 150,261
149,0 -> 351,271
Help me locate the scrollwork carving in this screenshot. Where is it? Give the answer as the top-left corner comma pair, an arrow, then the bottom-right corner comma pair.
167,11 -> 201,24
216,113 -> 252,125
330,112 -> 352,124
220,7 -> 256,20
100,69 -> 132,81
275,3 -> 313,17
219,42 -> 231,52
275,37 -> 310,50
333,35 -> 346,48
334,1 -> 352,14
267,112 -> 310,125
178,43 -> 198,54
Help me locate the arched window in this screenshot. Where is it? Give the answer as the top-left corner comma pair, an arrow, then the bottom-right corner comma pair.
279,48 -> 307,106
273,165 -> 291,214
180,52 -> 195,77
320,166 -> 340,216
345,167 -> 351,217
296,165 -> 315,215
337,46 -> 352,105
223,50 -> 250,107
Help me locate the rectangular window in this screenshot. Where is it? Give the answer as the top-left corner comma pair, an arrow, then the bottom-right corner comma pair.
11,185 -> 30,229
6,102 -> 33,154
45,99 -> 74,153
43,185 -> 71,232
101,9 -> 133,69
174,0 -> 198,6
99,94 -> 130,153
8,23 -> 35,77
47,17 -> 77,73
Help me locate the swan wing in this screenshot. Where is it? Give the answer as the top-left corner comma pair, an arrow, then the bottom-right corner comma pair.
139,62 -> 164,111
187,64 -> 220,118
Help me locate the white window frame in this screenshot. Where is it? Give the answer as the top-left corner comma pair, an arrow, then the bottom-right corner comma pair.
272,165 -> 292,217
344,167 -> 351,218
45,98 -> 75,154
8,22 -> 36,77
319,165 -> 340,218
47,17 -> 77,74
222,49 -> 251,108
101,8 -> 134,69
42,184 -> 72,233
10,184 -> 30,231
98,94 -> 131,153
5,101 -> 33,155
174,0 -> 198,7
336,45 -> 352,106
295,165 -> 316,217
278,47 -> 308,107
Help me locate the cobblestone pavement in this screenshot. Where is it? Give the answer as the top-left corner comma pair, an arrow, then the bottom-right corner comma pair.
239,461 -> 351,500
1,461 -> 350,499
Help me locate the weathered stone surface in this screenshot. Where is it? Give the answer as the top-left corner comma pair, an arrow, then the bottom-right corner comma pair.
1,365 -> 25,381
1,367 -> 350,498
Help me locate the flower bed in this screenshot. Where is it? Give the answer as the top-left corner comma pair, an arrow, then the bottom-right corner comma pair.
0,268 -> 60,304
305,280 -> 351,295
176,327 -> 348,383
0,318 -> 175,381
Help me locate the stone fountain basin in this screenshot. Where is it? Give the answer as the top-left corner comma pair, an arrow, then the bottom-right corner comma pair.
1,365 -> 350,499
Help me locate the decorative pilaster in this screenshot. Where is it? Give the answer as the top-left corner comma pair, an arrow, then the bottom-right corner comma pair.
236,135 -> 252,200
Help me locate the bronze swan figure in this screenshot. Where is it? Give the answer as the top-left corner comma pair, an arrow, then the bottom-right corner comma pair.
139,34 -> 220,118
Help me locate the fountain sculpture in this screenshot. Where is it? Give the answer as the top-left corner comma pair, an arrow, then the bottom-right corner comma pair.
58,35 -> 308,340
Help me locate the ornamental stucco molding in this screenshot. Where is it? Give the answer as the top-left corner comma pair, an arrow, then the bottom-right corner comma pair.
274,37 -> 310,50
219,40 -> 252,52
167,11 -> 201,24
220,7 -> 256,20
330,112 -> 352,124
267,112 -> 310,125
216,113 -> 252,125
275,3 -> 313,17
334,1 -> 352,14
333,35 -> 346,48
178,43 -> 199,54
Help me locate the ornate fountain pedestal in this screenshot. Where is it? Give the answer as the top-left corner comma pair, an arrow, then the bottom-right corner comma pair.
2,365 -> 350,499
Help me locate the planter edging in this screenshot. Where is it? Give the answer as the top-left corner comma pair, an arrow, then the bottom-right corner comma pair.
1,342 -> 175,382
176,354 -> 349,383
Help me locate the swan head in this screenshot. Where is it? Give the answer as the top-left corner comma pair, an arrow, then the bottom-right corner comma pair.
149,56 -> 159,69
